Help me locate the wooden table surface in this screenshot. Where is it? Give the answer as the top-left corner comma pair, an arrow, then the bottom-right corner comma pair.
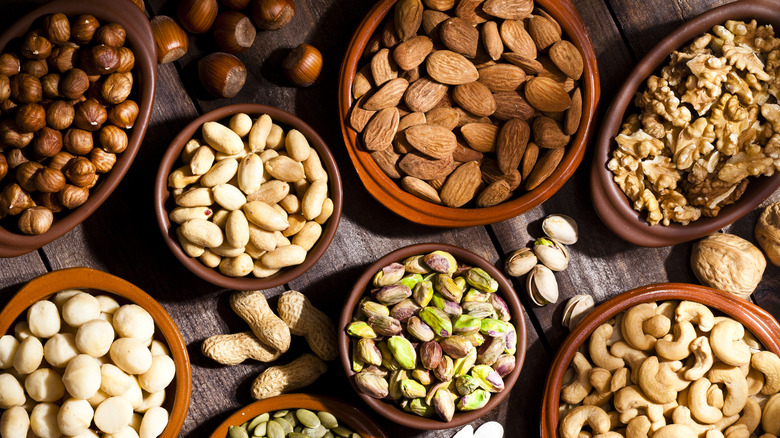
1,0 -> 779,436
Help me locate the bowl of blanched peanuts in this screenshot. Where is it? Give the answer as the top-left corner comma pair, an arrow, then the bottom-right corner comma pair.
0,267 -> 191,438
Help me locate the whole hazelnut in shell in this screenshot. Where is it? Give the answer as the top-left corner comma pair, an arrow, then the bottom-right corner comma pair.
43,13 -> 71,45
63,128 -> 94,155
107,99 -> 138,129
21,34 -> 53,60
178,0 -> 219,34
15,103 -> 47,133
756,201 -> 780,266
18,206 -> 54,235
100,72 -> 132,105
71,15 -> 100,45
251,0 -> 295,30
46,100 -> 75,130
283,43 -> 323,87
691,233 -> 766,299
150,16 -> 189,64
34,167 -> 66,193
58,184 -> 89,209
213,11 -> 256,54
198,52 -> 246,98
63,156 -> 97,188
10,73 -> 42,103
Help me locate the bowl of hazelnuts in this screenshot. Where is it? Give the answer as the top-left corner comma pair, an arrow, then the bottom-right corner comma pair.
0,0 -> 156,257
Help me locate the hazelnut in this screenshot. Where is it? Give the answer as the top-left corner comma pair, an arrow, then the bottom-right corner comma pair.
43,13 -> 71,45
48,44 -> 79,73
0,119 -> 34,148
40,73 -> 60,98
94,23 -> 127,47
6,149 -> 29,169
0,99 -> 18,116
32,127 -> 63,158
150,16 -> 189,64
107,99 -> 138,129
0,75 -> 10,101
89,147 -> 116,173
213,11 -> 256,54
21,59 -> 48,78
21,34 -> 53,60
0,53 -> 21,76
61,68 -> 89,99
0,183 -> 35,216
98,125 -> 128,153
34,166 -> 66,193
62,128 -> 94,155
73,99 -> 107,131
36,191 -> 64,213
82,45 -> 120,75
116,47 -> 135,73
64,156 -> 97,187
251,0 -> 295,30
71,14 -> 100,45
221,0 -> 251,10
198,52 -> 246,98
0,154 -> 7,180
282,43 -> 323,87
58,184 -> 89,208
10,73 -> 42,103
177,0 -> 219,34
18,206 -> 54,235
15,161 -> 43,192
129,0 -> 145,12
46,100 -> 75,130
100,72 -> 132,105
15,103 -> 47,133
47,151 -> 75,171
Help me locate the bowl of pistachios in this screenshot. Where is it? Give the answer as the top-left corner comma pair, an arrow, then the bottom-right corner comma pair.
338,243 -> 526,429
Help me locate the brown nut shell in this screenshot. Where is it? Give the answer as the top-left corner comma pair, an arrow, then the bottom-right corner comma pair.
251,0 -> 295,30
150,16 -> 189,64
17,206 -> 53,235
213,11 -> 256,54
71,14 -> 100,44
107,99 -> 138,129
178,0 -> 219,33
198,52 -> 247,98
283,44 -> 323,87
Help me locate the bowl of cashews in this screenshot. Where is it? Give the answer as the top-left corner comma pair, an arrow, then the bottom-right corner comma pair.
541,283 -> 780,438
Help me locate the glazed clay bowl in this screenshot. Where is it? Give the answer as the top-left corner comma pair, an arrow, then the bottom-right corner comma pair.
208,393 -> 390,438
338,0 -> 600,228
0,267 -> 192,438
154,104 -> 343,290
591,0 -> 780,247
540,283 -> 780,438
338,243 -> 526,429
0,0 -> 156,257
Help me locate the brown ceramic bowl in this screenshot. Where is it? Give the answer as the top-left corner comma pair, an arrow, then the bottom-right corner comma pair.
154,104 -> 343,290
338,243 -> 526,429
0,267 -> 192,438
208,393 -> 390,438
591,0 -> 780,247
0,0 -> 156,257
338,0 -> 601,228
540,283 -> 780,438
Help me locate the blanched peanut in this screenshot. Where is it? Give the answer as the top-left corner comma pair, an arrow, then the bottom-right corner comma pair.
238,154 -> 264,196
139,406 -> 168,438
180,139 -> 201,163
169,206 -> 213,224
0,373 -> 25,408
14,336 -> 43,374
211,242 -> 245,257
136,390 -> 165,413
212,184 -> 247,211
248,114 -> 272,151
248,223 -> 278,251
219,253 -> 255,277
230,113 -> 253,137
261,245 -> 307,269
285,129 -> 311,161
202,121 -> 243,154
113,305 -> 155,341
292,221 -> 322,252
0,335 -> 20,369
62,293 -> 101,327
244,241 -> 266,258
225,210 -> 250,248
315,198 -> 334,224
175,187 -> 214,207
200,158 -> 238,187
0,406 -> 29,438
181,219 -> 223,248
200,248 -> 222,268
57,398 -> 93,436
167,166 -> 200,189
302,180 -> 328,220
76,319 -> 115,357
30,403 -> 60,438
266,124 -> 284,149
211,209 -> 230,228
138,354 -> 175,393
243,201 -> 289,231
25,368 -> 65,402
303,148 -> 328,182
283,214 -> 307,237
189,145 -> 215,175
247,180 -> 290,205
27,300 -> 61,338
94,396 -> 133,434
100,364 -> 133,396
253,260 -> 280,278
96,295 -> 120,315
279,194 -> 301,214
176,228 -> 205,258
130,413 -> 142,432
259,149 -> 278,162
63,354 -> 101,399
43,333 -> 78,367
110,338 -> 152,375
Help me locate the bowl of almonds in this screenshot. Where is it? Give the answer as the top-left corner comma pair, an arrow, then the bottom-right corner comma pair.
338,0 -> 599,227
154,104 -> 342,290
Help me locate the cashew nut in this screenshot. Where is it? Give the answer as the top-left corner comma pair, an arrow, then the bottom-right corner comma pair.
559,405 -> 611,438
707,385 -> 725,410
626,416 -> 651,438
656,301 -> 677,320
638,356 -> 679,403
708,363 -> 749,416
653,424 -> 697,438
611,367 -> 629,393
590,324 -> 625,371
610,342 -> 648,384
593,433 -> 623,438
584,390 -> 612,407
762,392 -> 780,435
723,424 -> 749,438
614,385 -> 665,423
562,352 -> 594,405
710,319 -> 751,367
684,336 -> 715,381
643,314 -> 671,338
656,321 -> 697,361
590,368 -> 612,394
676,301 -> 715,332
733,397 -> 761,434
689,377 -> 724,424
622,303 -> 659,351
747,365 -> 765,396
751,351 -> 780,395
672,405 -> 719,436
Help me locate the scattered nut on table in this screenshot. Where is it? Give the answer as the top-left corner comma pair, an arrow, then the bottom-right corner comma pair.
755,201 -> 780,266
690,232 -> 766,299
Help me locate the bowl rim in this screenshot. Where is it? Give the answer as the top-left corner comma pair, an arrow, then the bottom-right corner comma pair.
0,0 -> 156,257
207,393 -> 390,438
153,103 -> 343,290
539,282 -> 780,438
0,267 -> 192,438
337,242 -> 527,430
338,0 -> 601,227
590,0 -> 780,247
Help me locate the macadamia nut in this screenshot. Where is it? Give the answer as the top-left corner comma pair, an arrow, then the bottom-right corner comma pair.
62,354 -> 101,399
94,396 -> 133,434
57,398 -> 94,436
109,338 -> 152,375
136,390 -> 165,413
24,368 -> 65,402
96,295 -> 120,314
0,406 -> 29,438
138,354 -> 175,393
0,373 -> 26,408
0,335 -> 20,369
43,333 -> 79,368
112,304 -> 155,341
149,340 -> 169,357
27,300 -> 61,338
105,426 -> 140,438
120,377 -> 143,410
100,363 -> 133,396
51,289 -> 81,309
13,336 -> 43,374
139,406 -> 168,438
86,388 -> 109,409
14,322 -> 33,341
30,402 -> 60,438
76,319 -> 115,357
62,292 -> 101,327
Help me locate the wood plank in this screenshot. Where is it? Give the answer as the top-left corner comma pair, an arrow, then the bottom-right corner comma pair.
0,252 -> 48,309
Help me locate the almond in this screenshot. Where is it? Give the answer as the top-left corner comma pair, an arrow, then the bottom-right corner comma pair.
371,149 -> 402,179
476,179 -> 511,207
452,81 -> 496,117
481,158 -> 521,190
362,107 -> 400,151
371,48 -> 398,86
482,0 -> 533,19
423,0 -> 454,11
500,20 -> 536,60
478,64 -> 526,92
350,94 -> 377,132
455,0 -> 489,24
440,17 -> 479,58
363,33 -> 382,58
536,8 -> 561,35
401,66 -> 421,83
532,115 -> 569,148
399,111 -> 427,131
440,161 -> 482,207
401,176 -> 442,204
525,147 -> 564,190
363,78 -> 409,111
394,131 -> 414,154
454,108 -> 490,127
492,91 -> 534,121
405,123 -> 457,159
524,76 -> 571,112
395,0 -> 424,41
496,118 -> 530,174
549,40 -> 583,80
426,107 -> 460,130
564,87 -> 582,135
426,50 -> 479,85
520,141 -> 538,179
353,64 -> 374,100
393,36 -> 434,71
404,77 -> 448,112
453,141 -> 484,162
481,21 -> 503,61
399,152 -> 456,180
528,15 -> 560,51
422,10 -> 450,37
461,122 -> 498,152
538,56 -> 569,83
502,52 -> 543,74
382,16 -> 399,48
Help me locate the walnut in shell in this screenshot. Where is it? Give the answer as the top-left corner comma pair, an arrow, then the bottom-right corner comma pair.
690,233 -> 766,299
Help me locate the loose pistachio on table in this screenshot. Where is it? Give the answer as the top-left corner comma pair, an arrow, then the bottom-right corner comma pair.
347,250 -> 517,422
561,294 -> 594,331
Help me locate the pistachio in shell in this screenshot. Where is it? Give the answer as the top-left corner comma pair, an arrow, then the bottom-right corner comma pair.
542,214 -> 578,245
532,237 -> 569,271
561,294 -> 594,331
504,247 -> 537,277
526,264 -> 558,306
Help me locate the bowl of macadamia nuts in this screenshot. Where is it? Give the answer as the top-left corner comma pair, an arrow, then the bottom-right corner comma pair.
541,283 -> 780,438
0,0 -> 156,257
0,267 -> 191,438
154,103 -> 343,290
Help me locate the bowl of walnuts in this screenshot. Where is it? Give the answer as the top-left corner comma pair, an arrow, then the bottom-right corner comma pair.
0,0 -> 156,257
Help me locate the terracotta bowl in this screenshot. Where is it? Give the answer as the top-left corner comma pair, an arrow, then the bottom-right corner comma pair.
208,393 -> 390,438
590,0 -> 780,247
338,0 -> 601,227
0,267 -> 192,438
338,243 -> 526,429
540,283 -> 780,438
154,104 -> 343,290
0,0 -> 156,257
